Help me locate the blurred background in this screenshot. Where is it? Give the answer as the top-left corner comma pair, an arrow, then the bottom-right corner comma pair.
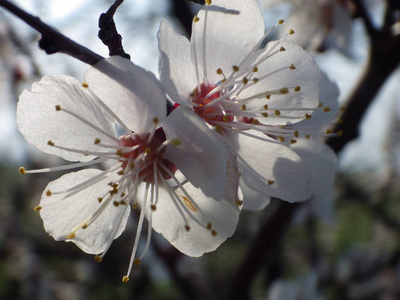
1,0 -> 400,299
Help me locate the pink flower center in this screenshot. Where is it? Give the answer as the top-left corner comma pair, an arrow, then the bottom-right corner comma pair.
118,128 -> 177,182
192,82 -> 234,126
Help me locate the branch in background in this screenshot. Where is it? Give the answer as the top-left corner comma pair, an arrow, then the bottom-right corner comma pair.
0,0 -> 103,65
171,0 -> 195,37
185,0 -> 205,5
222,199 -> 300,300
98,0 -> 130,59
327,0 -> 400,153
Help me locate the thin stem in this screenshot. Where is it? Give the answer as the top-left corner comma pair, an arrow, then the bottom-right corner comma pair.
0,0 -> 103,65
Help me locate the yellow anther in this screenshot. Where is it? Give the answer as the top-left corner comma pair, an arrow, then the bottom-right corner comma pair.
119,200 -> 126,206
82,224 -> 88,229
263,104 -> 269,110
305,113 -> 312,120
280,88 -> 289,94
216,68 -> 223,75
170,138 -> 182,146
215,125 -> 223,133
274,110 -> 281,116
323,107 -> 331,112
47,140 -> 55,146
189,92 -> 195,98
267,180 -> 275,185
193,15 -> 200,22
253,66 -> 259,72
98,197 -> 103,203
117,170 -> 124,176
242,77 -> 249,85
94,255 -> 102,262
326,128 -> 333,134
290,64 -> 296,70
82,82 -> 89,88
151,205 -> 157,211
265,95 -> 271,99
294,130 -> 299,138
55,105 -> 61,111
132,203 -> 138,209
113,201 -> 120,207
145,148 -> 151,155
134,258 -> 141,266
94,138 -> 101,144
278,137 -> 285,142
290,139 -> 297,144
121,192 -> 126,197
232,65 -> 239,72
116,149 -> 123,156
19,167 -> 26,175
305,134 -> 310,139
129,162 -> 135,169
185,225 -> 191,231
207,223 -> 212,230
241,104 -> 246,111
223,115 -> 230,122
66,232 -> 75,239
205,0 -> 212,4
33,206 -> 42,211
46,190 -> 52,196
122,276 -> 129,283
253,78 -> 259,83
294,85 -> 301,92
236,200 -> 244,206
289,29 -> 295,35
338,130 -> 344,137
252,119 -> 260,125
262,112 -> 268,118
278,19 -> 284,24
318,102 -> 323,108
279,46 -> 286,52
211,230 -> 217,236
153,117 -> 159,124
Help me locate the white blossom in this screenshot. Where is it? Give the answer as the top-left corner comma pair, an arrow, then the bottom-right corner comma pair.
17,56 -> 240,282
158,0 -> 337,203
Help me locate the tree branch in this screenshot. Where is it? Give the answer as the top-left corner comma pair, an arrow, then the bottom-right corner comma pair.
0,0 -> 103,65
326,1 -> 400,153
98,0 -> 130,59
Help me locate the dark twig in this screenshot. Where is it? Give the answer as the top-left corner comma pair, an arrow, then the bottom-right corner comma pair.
98,0 -> 130,59
185,0 -> 206,5
0,0 -> 103,65
171,0 -> 195,36
223,199 -> 300,300
326,0 -> 400,153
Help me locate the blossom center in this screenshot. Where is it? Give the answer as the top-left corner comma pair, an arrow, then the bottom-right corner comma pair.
192,82 -> 233,126
118,128 -> 177,182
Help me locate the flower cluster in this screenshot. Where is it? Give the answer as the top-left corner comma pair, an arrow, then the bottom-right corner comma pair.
16,0 -> 338,282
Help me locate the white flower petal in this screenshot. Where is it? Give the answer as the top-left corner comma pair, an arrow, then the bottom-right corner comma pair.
84,56 -> 166,134
150,182 -> 240,257
241,40 -> 321,125
240,179 -> 270,211
39,169 -> 130,254
163,107 -> 227,200
191,0 -> 265,83
237,131 -> 312,202
17,75 -> 116,162
158,20 -> 197,105
293,72 -> 340,130
290,138 -> 337,221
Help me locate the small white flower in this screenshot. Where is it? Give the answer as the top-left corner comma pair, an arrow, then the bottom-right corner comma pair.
17,56 -> 240,282
158,0 -> 336,203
